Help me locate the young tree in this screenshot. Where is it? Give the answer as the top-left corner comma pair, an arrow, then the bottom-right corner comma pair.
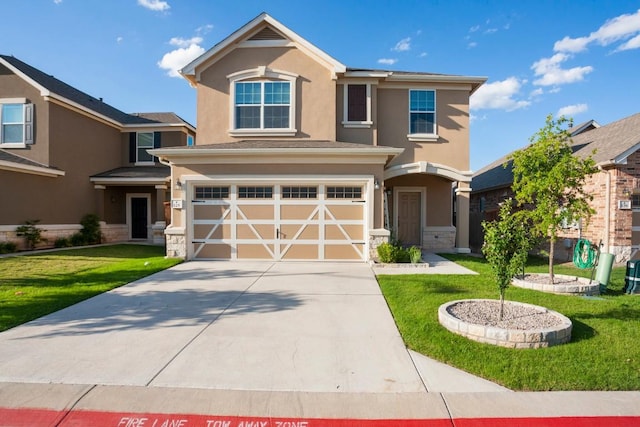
482,199 -> 532,320
509,115 -> 598,283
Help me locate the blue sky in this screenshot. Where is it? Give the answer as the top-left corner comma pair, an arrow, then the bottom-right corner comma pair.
2,0 -> 639,171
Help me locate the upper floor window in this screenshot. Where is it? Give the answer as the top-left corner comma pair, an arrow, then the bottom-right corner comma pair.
129,131 -> 160,164
408,90 -> 438,141
235,81 -> 291,129
187,134 -> 194,146
137,132 -> 154,163
228,67 -> 298,136
0,99 -> 33,147
342,84 -> 372,128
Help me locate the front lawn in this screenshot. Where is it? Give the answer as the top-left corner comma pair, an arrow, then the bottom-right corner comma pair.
377,254 -> 640,391
0,244 -> 182,332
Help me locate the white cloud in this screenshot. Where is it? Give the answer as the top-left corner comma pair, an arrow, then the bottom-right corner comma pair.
377,58 -> 397,65
616,33 -> 640,51
158,44 -> 204,77
393,37 -> 411,52
548,87 -> 561,94
169,36 -> 203,48
554,9 -> 640,53
469,25 -> 480,33
529,88 -> 544,97
467,42 -> 478,49
116,36 -> 124,44
53,0 -> 62,4
484,28 -> 498,34
196,24 -> 214,35
138,0 -> 170,12
531,53 -> 593,86
470,77 -> 531,111
557,103 -> 588,117
419,52 -> 427,58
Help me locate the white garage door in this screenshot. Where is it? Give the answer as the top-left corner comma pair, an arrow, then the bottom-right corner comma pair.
190,182 -> 368,260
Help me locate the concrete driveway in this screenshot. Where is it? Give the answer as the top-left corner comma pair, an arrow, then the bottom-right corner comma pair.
0,261 -> 425,393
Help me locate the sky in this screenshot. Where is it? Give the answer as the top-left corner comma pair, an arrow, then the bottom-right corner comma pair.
2,0 -> 639,171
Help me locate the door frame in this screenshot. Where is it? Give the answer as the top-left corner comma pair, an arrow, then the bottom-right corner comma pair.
126,193 -> 151,240
393,186 -> 426,246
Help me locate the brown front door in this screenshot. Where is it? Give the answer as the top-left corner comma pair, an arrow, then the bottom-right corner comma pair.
397,192 -> 421,246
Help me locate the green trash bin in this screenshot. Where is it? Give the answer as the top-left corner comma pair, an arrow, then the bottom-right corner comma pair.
626,260 -> 640,294
596,253 -> 615,292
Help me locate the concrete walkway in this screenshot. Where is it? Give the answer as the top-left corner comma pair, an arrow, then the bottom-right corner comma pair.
0,260 -> 638,426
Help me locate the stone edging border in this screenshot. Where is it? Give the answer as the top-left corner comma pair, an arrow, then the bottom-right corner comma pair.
438,299 -> 573,349
512,273 -> 600,296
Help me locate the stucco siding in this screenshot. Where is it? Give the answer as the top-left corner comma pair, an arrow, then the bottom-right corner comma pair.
196,47 -> 336,143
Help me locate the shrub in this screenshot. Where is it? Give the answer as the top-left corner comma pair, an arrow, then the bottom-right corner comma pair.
409,246 -> 422,264
54,237 -> 73,248
0,241 -> 17,254
70,232 -> 87,247
79,214 -> 102,244
16,220 -> 47,250
377,241 -> 413,263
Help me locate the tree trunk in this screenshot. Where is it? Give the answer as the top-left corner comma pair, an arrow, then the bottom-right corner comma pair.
499,289 -> 505,321
549,236 -> 555,284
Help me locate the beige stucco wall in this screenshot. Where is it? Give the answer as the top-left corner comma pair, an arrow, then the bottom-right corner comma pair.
385,174 -> 454,227
377,87 -> 470,171
195,46 -> 336,143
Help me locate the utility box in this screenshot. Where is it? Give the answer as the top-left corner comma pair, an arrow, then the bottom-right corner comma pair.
625,260 -> 640,294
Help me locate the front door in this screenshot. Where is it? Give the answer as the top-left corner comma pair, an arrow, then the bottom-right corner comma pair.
397,192 -> 421,246
131,197 -> 148,239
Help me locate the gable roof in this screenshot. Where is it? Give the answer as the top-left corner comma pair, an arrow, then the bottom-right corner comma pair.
0,55 -> 193,130
181,13 -> 346,85
470,115 -> 640,194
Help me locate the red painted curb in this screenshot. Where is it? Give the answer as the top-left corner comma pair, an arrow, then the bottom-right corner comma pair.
2,408 -> 640,427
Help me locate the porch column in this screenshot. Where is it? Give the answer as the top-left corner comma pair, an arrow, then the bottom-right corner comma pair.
94,185 -> 106,221
455,183 -> 471,253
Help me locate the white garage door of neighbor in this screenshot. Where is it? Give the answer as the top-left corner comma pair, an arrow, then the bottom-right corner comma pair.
190,183 -> 367,260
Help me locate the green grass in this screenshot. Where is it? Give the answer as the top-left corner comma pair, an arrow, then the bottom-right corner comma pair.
0,244 -> 182,332
377,254 -> 640,391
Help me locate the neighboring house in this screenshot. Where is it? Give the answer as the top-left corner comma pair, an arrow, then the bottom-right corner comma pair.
151,13 -> 486,261
471,113 -> 640,263
0,55 -> 196,249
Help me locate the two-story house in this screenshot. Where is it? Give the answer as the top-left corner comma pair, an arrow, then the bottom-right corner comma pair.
0,55 -> 196,248
151,13 -> 485,261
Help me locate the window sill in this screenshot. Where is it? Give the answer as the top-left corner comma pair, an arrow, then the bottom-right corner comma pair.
134,162 -> 156,166
342,121 -> 373,129
407,134 -> 440,142
229,129 -> 297,137
0,142 -> 26,149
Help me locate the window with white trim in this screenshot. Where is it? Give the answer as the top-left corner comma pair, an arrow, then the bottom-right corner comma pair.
136,132 -> 154,163
238,186 -> 273,199
342,84 -> 371,127
0,99 -> 33,146
235,81 -> 291,129
228,67 -> 297,136
195,186 -> 229,200
408,89 -> 437,140
282,186 -> 318,199
326,186 -> 362,199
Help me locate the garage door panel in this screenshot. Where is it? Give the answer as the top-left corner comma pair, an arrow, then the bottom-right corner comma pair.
239,205 -> 274,220
236,223 -> 274,240
280,244 -> 319,260
237,244 -> 274,259
195,243 -> 232,259
280,205 -> 318,220
325,205 -> 363,220
325,244 -> 364,260
280,224 -> 318,240
194,204 -> 229,218
325,224 -> 363,240
191,182 -> 367,261
193,223 -> 231,240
